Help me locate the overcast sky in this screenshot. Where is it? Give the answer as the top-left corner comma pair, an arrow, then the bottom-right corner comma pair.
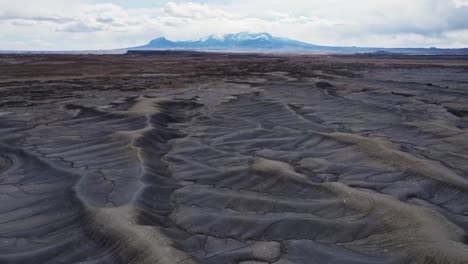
1,0 -> 468,50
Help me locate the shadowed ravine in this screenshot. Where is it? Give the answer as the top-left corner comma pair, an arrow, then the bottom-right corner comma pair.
0,53 -> 468,263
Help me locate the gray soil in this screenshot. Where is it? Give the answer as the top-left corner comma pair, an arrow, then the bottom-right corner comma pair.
0,52 -> 468,263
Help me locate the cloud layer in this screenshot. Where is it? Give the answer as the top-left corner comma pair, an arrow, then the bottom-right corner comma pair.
0,0 -> 467,50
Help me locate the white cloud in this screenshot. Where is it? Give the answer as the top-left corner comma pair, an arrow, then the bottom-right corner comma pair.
60,22 -> 104,33
455,0 -> 468,7
163,2 -> 233,19
0,0 -> 467,50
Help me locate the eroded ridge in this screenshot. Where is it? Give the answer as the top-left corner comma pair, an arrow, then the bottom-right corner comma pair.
160,94 -> 468,264
1,92 -> 468,264
0,96 -> 201,263
1,54 -> 468,264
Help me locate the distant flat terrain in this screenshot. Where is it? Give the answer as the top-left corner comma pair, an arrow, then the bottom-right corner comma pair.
0,52 -> 468,264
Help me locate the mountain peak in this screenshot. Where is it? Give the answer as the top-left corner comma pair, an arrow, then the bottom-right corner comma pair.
135,32 -> 315,50
201,34 -> 225,42
226,32 -> 273,41
128,32 -> 468,54
199,32 -> 274,42
148,37 -> 171,45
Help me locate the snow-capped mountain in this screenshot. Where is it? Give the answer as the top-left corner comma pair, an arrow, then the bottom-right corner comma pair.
200,33 -> 273,42
130,32 -> 468,54
133,32 -> 318,50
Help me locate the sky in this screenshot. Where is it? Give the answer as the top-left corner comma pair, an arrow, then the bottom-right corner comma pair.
1,0 -> 468,50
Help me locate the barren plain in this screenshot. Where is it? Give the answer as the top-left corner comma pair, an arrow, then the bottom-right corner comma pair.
0,52 -> 468,264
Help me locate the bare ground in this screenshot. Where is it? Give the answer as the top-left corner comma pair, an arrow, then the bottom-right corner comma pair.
0,52 -> 468,263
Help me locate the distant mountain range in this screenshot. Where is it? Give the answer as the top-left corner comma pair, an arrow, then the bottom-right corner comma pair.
2,32 -> 467,55
130,32 -> 468,55
132,33 -> 317,50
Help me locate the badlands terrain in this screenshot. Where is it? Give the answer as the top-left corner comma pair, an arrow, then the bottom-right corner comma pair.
0,52 -> 468,263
